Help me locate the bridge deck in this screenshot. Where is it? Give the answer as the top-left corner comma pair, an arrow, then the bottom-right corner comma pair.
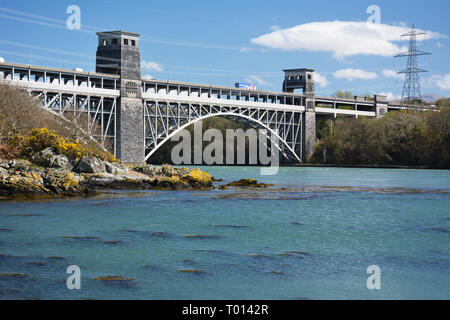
0,61 -> 436,115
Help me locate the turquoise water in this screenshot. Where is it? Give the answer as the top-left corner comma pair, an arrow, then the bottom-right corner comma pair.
0,167 -> 449,300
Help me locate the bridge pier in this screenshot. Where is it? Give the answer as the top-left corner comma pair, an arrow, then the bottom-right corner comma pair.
116,97 -> 144,164
303,110 -> 316,161
283,68 -> 317,161
96,31 -> 145,164
375,95 -> 388,118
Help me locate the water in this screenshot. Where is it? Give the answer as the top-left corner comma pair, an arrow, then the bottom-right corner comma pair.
0,167 -> 449,300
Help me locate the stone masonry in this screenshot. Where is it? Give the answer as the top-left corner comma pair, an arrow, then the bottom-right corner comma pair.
96,31 -> 144,164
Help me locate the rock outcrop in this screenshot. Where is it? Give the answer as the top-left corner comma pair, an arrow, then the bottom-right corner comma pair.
31,147 -> 72,170
0,158 -> 214,198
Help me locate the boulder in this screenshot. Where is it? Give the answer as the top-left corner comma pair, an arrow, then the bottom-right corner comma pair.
0,166 -> 7,177
42,170 -> 84,195
153,176 -> 189,190
181,169 -> 213,189
0,161 -> 9,169
73,157 -> 106,174
104,161 -> 128,175
81,172 -> 153,190
0,172 -> 50,196
32,147 -> 71,169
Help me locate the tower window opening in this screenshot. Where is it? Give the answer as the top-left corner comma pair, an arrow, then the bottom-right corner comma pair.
131,40 -> 136,46
124,39 -> 129,45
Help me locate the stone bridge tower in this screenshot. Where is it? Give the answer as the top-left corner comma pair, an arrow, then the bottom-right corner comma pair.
283,69 -> 316,160
96,31 -> 144,164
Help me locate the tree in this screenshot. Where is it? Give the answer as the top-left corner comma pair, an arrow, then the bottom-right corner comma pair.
333,90 -> 353,99
436,98 -> 450,110
0,82 -> 114,162
310,109 -> 450,168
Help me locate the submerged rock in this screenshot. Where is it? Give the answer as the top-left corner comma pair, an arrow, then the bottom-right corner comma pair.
102,240 -> 123,245
267,271 -> 284,275
210,224 -> 248,229
25,261 -> 47,266
93,276 -> 135,281
0,273 -> 28,278
246,254 -> 275,259
61,235 -> 101,240
226,179 -> 272,188
47,256 -> 65,260
182,234 -> 221,240
422,227 -> 450,234
178,269 -> 207,274
121,229 -> 172,239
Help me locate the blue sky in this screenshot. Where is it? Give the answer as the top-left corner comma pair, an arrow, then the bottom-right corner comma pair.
0,0 -> 449,99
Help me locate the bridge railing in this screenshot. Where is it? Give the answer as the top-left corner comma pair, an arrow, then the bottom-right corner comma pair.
0,62 -> 120,94
141,79 -> 305,107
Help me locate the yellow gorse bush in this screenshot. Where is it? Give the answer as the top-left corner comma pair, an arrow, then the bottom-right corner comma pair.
21,128 -> 83,159
16,128 -> 117,162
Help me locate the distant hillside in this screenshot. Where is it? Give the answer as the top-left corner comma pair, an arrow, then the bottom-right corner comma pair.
388,94 -> 446,104
422,94 -> 446,104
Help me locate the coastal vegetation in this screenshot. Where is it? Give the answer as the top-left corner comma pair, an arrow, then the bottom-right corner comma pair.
0,83 -> 115,162
0,83 -> 214,197
311,99 -> 450,168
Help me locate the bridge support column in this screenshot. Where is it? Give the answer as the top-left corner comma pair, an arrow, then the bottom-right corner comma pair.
96,31 -> 145,164
303,109 -> 316,162
116,97 -> 144,164
375,95 -> 388,118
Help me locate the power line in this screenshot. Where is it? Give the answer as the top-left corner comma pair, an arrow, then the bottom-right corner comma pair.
0,6 -> 247,51
0,39 -> 282,77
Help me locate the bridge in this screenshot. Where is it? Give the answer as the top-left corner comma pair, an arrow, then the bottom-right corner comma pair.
0,30 -> 433,164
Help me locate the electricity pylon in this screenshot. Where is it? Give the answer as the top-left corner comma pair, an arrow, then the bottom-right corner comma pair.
395,25 -> 431,111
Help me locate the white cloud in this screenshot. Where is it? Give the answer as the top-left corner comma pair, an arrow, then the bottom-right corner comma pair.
250,21 -> 446,58
379,91 -> 402,101
382,69 -> 404,79
142,74 -> 155,80
142,60 -> 163,72
314,72 -> 329,88
429,74 -> 450,91
244,75 -> 270,86
334,68 -> 378,81
436,42 -> 444,48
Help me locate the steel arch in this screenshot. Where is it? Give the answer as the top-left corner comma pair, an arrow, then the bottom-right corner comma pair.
144,102 -> 304,162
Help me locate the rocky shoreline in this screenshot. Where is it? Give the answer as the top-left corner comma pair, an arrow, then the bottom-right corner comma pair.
0,148 -> 214,199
